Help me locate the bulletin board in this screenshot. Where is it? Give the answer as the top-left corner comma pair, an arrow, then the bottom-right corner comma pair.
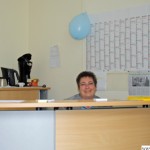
86,4 -> 150,72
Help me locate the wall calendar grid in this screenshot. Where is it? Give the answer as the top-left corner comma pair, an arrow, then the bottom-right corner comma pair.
86,5 -> 150,72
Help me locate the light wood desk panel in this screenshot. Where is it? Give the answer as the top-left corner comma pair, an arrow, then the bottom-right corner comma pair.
0,90 -> 39,100
56,108 -> 150,150
0,87 -> 50,100
0,87 -> 50,110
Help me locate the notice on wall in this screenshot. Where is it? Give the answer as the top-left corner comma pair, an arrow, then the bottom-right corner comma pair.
128,71 -> 150,96
94,70 -> 107,91
50,45 -> 60,68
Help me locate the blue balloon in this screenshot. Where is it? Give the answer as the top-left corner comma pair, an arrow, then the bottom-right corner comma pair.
69,13 -> 91,40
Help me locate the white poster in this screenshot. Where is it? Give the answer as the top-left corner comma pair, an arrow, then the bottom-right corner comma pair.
50,45 -> 60,68
94,71 -> 107,91
86,4 -> 150,72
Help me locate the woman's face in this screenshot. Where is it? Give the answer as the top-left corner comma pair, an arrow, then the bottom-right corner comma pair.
78,76 -> 96,99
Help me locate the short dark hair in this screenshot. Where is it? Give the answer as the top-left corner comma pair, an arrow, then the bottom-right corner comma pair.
76,71 -> 97,87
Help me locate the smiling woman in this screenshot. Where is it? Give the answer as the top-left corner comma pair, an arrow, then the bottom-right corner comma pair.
66,71 -> 99,100
63,71 -> 100,110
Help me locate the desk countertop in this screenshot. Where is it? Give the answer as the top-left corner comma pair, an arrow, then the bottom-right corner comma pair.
0,86 -> 50,91
0,99 -> 149,108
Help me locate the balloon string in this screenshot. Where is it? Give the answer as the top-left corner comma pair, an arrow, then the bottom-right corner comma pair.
82,0 -> 87,12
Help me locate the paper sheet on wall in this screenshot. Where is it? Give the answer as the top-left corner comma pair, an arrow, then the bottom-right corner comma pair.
50,45 -> 60,68
128,71 -> 150,96
94,71 -> 107,91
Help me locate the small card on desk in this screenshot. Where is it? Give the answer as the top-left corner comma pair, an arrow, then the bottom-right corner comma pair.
0,100 -> 25,103
37,99 -> 55,103
94,98 -> 108,102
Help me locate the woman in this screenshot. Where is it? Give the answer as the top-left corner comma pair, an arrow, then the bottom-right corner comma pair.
65,71 -> 99,109
66,71 -> 99,100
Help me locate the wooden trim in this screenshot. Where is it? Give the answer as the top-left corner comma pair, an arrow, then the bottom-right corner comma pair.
0,87 -> 50,91
0,99 -> 149,108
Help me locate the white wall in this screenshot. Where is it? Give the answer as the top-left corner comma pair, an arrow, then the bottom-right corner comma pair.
29,0 -> 83,99
0,0 -> 29,71
29,0 -> 150,100
0,0 -> 149,100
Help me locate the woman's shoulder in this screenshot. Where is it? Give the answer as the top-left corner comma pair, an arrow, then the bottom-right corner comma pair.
65,94 -> 81,100
94,95 -> 100,98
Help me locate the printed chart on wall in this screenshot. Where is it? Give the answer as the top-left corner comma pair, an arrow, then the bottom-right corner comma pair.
86,4 -> 150,72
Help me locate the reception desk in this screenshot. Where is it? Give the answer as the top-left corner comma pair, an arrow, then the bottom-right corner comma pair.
0,100 -> 150,150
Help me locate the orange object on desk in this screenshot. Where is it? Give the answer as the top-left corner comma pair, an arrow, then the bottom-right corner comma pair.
31,79 -> 39,86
